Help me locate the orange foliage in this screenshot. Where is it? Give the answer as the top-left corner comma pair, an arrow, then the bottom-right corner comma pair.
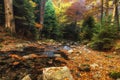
12,62 -> 20,66
65,1 -> 86,22
9,54 -> 22,60
35,23 -> 43,30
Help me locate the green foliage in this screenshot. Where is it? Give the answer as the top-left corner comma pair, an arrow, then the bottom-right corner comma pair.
90,21 -> 118,51
63,23 -> 81,41
109,71 -> 120,79
32,0 -> 40,22
81,16 -> 96,41
13,0 -> 38,39
43,0 -> 62,39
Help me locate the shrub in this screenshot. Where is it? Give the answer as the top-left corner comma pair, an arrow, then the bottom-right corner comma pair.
63,22 -> 81,41
81,16 -> 96,41
90,22 -> 118,51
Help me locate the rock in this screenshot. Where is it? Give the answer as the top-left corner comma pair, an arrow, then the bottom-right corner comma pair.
63,46 -> 73,54
16,44 -> 24,48
54,54 -> 61,57
68,49 -> 73,54
93,73 -> 101,79
37,41 -> 42,45
63,46 -> 71,51
78,64 -> 91,72
23,54 -> 38,59
22,74 -> 31,80
15,48 -> 24,51
113,51 -> 117,54
85,58 -> 90,61
74,42 -> 78,45
71,45 -> 76,48
76,51 -> 82,54
90,63 -> 99,69
58,43 -> 62,46
43,66 -> 74,80
43,51 -> 54,57
55,50 -> 69,60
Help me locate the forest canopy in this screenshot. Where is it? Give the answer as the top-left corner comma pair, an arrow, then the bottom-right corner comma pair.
0,0 -> 120,50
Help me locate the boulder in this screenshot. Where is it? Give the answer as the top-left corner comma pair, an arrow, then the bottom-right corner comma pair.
22,74 -> 31,80
55,50 -> 69,60
43,66 -> 74,80
90,63 -> 99,69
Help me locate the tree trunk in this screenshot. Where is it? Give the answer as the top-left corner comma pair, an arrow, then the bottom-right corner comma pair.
40,0 -> 46,25
105,0 -> 109,17
39,0 -> 46,38
4,0 -> 15,33
101,0 -> 104,24
112,0 -> 119,30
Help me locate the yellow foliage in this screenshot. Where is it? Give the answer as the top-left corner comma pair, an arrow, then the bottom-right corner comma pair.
29,0 -> 37,7
53,1 -> 72,23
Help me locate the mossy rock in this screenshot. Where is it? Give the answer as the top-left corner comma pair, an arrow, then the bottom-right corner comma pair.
78,64 -> 91,72
109,71 -> 120,79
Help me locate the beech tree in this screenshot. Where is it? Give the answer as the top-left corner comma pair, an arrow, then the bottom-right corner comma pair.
66,1 -> 85,26
4,0 -> 15,33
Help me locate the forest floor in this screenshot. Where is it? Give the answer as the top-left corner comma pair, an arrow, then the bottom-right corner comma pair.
0,28 -> 120,80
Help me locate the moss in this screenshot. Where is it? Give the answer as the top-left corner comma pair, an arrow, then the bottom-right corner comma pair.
109,71 -> 120,79
78,64 -> 91,72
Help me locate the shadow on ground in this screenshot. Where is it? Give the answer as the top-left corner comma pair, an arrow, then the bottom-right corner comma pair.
0,46 -> 65,80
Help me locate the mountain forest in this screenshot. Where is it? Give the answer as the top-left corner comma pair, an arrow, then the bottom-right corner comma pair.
0,0 -> 120,80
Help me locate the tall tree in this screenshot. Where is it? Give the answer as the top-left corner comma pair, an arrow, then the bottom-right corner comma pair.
112,0 -> 119,30
13,0 -> 37,38
4,0 -> 15,33
40,0 -> 46,25
66,1 -> 85,26
105,0 -> 109,17
53,0 -> 75,24
32,0 -> 46,38
43,0 -> 60,39
101,0 -> 104,23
